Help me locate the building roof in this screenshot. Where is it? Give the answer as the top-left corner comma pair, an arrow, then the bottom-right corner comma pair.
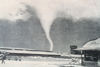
75,38 -> 100,51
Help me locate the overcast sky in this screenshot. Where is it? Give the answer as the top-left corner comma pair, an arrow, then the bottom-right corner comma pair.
0,0 -> 100,30
0,0 -> 100,33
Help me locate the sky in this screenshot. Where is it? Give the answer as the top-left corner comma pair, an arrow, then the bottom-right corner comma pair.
0,0 -> 100,32
0,0 -> 100,51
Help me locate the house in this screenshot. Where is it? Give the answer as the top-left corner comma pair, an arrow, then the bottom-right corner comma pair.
74,38 -> 100,66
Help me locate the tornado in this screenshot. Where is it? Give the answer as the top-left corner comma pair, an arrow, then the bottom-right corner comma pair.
45,28 -> 54,51
39,13 -> 55,51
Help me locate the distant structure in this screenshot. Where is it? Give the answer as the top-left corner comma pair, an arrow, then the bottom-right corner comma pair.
70,45 -> 80,54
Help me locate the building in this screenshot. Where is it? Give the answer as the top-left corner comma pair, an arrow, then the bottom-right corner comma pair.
70,45 -> 81,54
75,38 -> 100,66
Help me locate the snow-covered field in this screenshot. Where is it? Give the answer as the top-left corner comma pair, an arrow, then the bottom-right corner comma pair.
0,56 -> 99,67
0,60 -> 84,67
0,60 -> 58,67
0,56 -> 83,67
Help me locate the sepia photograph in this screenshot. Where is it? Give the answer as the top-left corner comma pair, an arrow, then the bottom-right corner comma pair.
0,0 -> 100,67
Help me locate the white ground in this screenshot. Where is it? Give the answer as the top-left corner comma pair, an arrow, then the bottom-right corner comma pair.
0,58 -> 82,67
0,60 -> 58,67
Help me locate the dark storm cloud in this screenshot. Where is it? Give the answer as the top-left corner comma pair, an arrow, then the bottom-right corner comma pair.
0,6 -> 50,50
50,17 -> 100,53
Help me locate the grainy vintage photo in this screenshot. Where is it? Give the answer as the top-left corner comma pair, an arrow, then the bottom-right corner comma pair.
0,0 -> 100,67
